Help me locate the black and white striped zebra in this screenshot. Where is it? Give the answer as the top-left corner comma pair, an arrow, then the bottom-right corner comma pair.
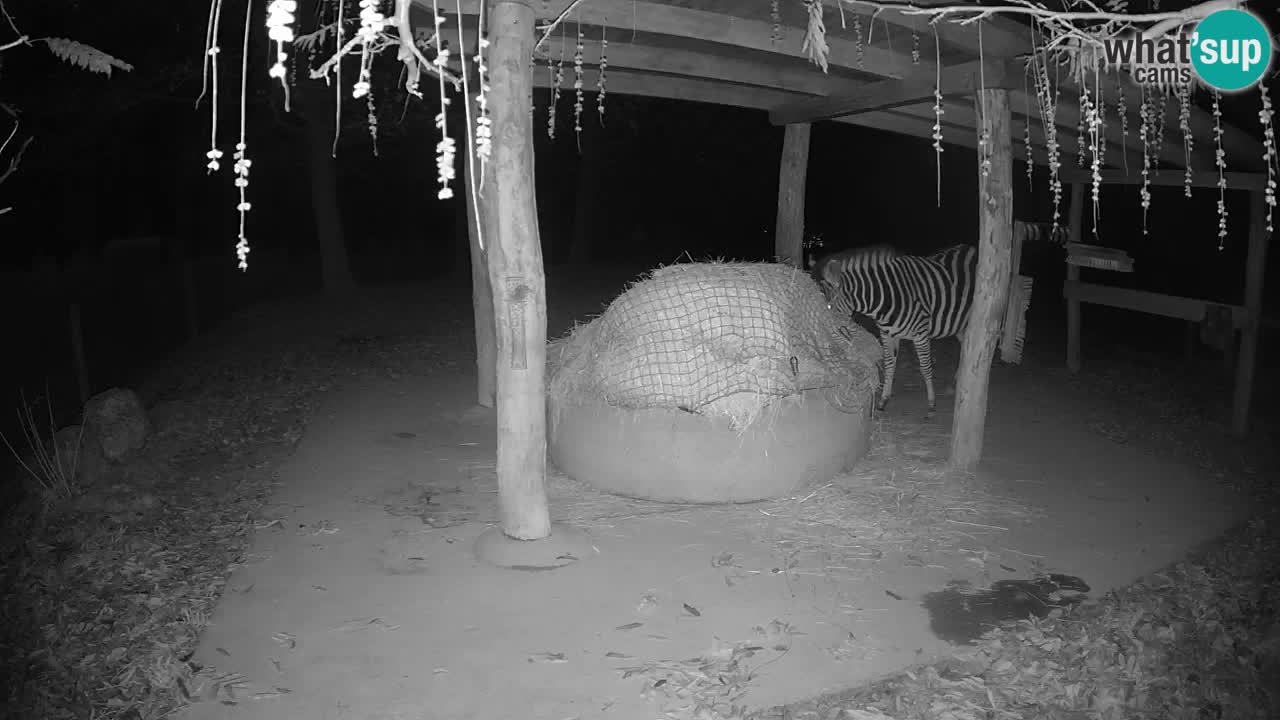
810,243 -> 978,417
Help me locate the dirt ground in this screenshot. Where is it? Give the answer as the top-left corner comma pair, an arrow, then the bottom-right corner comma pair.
165,282 -> 1252,720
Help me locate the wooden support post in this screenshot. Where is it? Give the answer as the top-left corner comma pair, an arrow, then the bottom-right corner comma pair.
1065,182 -> 1085,373
482,0 -> 551,541
1231,190 -> 1270,435
950,88 -> 1013,472
774,122 -> 810,267
462,55 -> 497,409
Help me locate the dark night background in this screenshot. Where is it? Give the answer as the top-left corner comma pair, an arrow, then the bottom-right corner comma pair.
1,0 -> 1278,460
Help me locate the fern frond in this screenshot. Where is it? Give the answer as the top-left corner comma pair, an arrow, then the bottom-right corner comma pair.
42,38 -> 133,77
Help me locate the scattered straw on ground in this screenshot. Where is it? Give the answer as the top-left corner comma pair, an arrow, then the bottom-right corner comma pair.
456,408 -> 1041,564
0,290 -> 472,720
3,284 -> 1276,720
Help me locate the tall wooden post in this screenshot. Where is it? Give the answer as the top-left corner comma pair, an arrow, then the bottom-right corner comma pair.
774,123 -> 810,267
1231,190 -> 1270,434
950,89 -> 1013,472
462,52 -> 497,409
1065,182 -> 1085,372
482,0 -> 550,541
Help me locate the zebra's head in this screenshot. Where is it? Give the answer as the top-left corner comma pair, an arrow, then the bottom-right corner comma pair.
810,254 -> 854,319
810,245 -> 900,321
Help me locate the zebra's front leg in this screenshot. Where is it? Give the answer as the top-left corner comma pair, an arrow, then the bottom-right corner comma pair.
913,336 -> 937,419
878,337 -> 900,411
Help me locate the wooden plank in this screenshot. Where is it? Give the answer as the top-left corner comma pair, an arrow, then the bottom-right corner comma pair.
892,96 -> 1155,174
570,69 -> 1084,163
1065,182 -> 1084,372
1062,280 -> 1241,323
435,0 -> 1261,172
538,70 -> 990,152
483,0 -> 551,541
1232,190 -> 1270,435
439,0 -> 920,81
818,0 -> 1028,60
1000,222 -> 1029,361
453,13 -> 1183,171
769,58 -> 1023,125
950,87 -> 1013,472
774,123 -> 810,267
522,57 -> 1163,176
536,33 -> 858,98
1058,166 -> 1268,192
565,30 -> 1186,170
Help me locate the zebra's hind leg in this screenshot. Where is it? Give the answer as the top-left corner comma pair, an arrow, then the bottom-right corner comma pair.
878,336 -> 900,412
913,336 -> 938,420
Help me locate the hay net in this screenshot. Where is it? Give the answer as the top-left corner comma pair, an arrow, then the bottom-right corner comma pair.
547,261 -> 880,430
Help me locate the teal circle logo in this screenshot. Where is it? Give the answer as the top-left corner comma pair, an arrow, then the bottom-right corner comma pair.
1191,9 -> 1273,92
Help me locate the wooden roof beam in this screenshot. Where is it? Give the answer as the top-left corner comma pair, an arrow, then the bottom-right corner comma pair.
537,25 -> 1190,171
817,0 -> 1032,59
436,3 -> 1195,171
557,69 -> 986,154
1058,166 -> 1267,191
826,0 -> 1263,171
536,34 -> 870,99
429,1 -> 1236,172
890,97 -> 1155,174
877,2 -> 1261,171
434,0 -> 923,81
770,59 -> 1022,125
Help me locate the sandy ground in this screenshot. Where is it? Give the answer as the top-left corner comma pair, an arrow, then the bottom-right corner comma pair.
173,362 -> 1247,720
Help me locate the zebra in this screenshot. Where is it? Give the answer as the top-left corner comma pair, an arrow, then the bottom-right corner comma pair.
810,243 -> 978,418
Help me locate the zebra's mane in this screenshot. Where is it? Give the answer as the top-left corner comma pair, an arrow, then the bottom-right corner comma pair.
808,244 -> 899,290
827,244 -> 900,269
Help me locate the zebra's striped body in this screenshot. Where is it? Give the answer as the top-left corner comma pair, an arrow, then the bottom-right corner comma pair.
811,243 -> 978,416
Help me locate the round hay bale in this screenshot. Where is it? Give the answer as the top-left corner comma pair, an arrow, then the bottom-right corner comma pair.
548,387 -> 873,504
545,260 -> 881,504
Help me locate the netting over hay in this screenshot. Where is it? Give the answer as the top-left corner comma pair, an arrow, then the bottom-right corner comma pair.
548,261 -> 881,431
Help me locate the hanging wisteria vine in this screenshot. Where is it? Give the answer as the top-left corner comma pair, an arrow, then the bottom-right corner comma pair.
1115,77 -> 1128,175
232,0 -> 252,270
1261,82 -> 1277,233
805,0 -> 1273,246
1213,90 -> 1228,250
1023,70 -> 1034,189
930,24 -> 943,206
852,12 -> 864,68
1177,81 -> 1194,198
471,15 -> 492,191
976,23 -> 991,180
200,0 -> 224,175
265,0 -> 296,110
1141,87 -> 1162,229
597,17 -> 608,124
547,22 -> 565,140
194,0 -> 1276,271
1031,33 -> 1062,229
431,2 -> 453,199
573,19 -> 585,151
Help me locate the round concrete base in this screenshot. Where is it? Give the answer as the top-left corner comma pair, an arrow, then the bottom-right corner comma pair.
474,523 -> 593,570
548,388 -> 872,504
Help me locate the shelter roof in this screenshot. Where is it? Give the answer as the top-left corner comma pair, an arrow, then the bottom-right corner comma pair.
420,0 -> 1267,178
